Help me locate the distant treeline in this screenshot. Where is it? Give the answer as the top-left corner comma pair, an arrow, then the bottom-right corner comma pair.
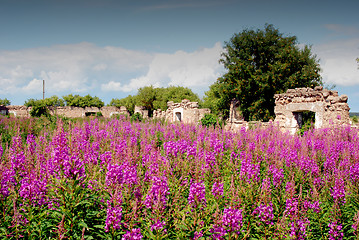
350,112 -> 359,117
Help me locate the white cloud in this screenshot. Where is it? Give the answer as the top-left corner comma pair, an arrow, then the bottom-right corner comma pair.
22,78 -> 42,92
0,41 -> 223,104
313,38 -> 359,86
105,42 -> 224,92
0,42 -> 153,98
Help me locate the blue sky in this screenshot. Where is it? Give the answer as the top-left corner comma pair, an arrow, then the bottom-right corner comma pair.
1,0 -> 359,111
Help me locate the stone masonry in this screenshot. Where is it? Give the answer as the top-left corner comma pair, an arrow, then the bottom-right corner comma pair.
274,86 -> 350,134
153,99 -> 210,124
2,106 -> 129,118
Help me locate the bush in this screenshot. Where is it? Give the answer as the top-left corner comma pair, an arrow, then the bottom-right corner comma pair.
0,98 -> 11,106
200,113 -> 218,128
130,112 -> 143,122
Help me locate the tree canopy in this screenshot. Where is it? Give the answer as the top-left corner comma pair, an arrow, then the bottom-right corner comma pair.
62,94 -> 104,108
204,24 -> 322,121
0,98 -> 11,106
110,86 -> 201,115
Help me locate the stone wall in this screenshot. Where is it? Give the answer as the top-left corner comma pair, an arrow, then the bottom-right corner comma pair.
153,99 -> 210,124
6,105 -> 30,117
2,106 -> 129,118
274,86 -> 350,134
134,106 -> 149,118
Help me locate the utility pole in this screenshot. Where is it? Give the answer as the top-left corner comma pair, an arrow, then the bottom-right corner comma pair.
43,80 -> 45,100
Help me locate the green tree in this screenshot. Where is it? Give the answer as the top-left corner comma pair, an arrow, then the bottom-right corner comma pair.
205,24 -> 322,121
0,98 -> 11,106
24,99 -> 50,117
63,94 -> 104,108
136,86 -> 157,115
109,95 -> 137,115
43,95 -> 65,107
110,86 -> 201,116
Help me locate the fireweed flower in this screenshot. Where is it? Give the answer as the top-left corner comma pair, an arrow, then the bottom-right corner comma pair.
150,219 -> 166,232
144,176 -> 169,209
194,230 -> 203,240
107,161 -> 139,188
122,228 -> 143,240
328,221 -> 343,240
105,203 -> 123,232
284,197 -> 299,220
210,225 -> 227,239
0,168 -> 16,198
211,182 -> 224,199
269,166 -> 284,187
239,152 -> 260,183
330,178 -> 346,204
253,203 -> 274,225
63,155 -> 86,180
222,207 -> 243,234
19,175 -> 47,205
106,163 -> 124,186
188,181 -> 206,208
290,218 -> 310,240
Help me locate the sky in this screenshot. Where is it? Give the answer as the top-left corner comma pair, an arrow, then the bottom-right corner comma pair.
1,0 -> 359,111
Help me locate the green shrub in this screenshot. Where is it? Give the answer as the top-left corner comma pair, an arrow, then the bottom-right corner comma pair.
130,112 -> 143,122
200,113 -> 218,128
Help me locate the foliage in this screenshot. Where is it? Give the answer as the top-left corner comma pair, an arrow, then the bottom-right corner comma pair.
152,86 -> 202,111
298,111 -> 316,136
205,24 -> 322,121
130,112 -> 143,122
63,94 -> 104,108
0,98 -> 11,106
1,117 -> 359,239
110,86 -> 201,116
352,116 -> 358,124
24,99 -> 50,117
110,95 -> 137,115
200,113 -> 219,128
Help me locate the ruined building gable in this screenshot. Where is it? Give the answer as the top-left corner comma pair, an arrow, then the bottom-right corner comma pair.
274,86 -> 350,134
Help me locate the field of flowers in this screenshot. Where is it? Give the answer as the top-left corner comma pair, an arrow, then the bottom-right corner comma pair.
0,115 -> 359,239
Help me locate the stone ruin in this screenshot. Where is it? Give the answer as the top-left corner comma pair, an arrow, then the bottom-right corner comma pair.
153,99 -> 210,124
225,86 -> 351,134
134,106 -> 149,118
274,86 -> 350,134
1,105 -> 129,118
1,87 -> 352,134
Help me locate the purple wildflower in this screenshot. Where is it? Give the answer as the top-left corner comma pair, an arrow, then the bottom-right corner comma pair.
188,181 -> 206,208
210,225 -> 227,239
253,203 -> 274,225
269,166 -> 284,187
290,218 -> 310,240
151,219 -> 166,232
222,207 -> 243,234
63,155 -> 86,180
0,168 -> 15,198
284,197 -> 299,220
331,178 -> 346,204
105,205 -> 123,232
328,221 -> 343,240
122,228 -> 143,240
211,182 -> 224,199
19,176 -> 47,205
193,230 -> 203,240
144,176 -> 169,209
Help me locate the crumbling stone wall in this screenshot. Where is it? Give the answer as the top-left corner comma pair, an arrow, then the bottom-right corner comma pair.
274,86 -> 350,134
134,106 -> 149,118
4,106 -> 129,118
6,105 -> 30,117
153,99 -> 210,124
